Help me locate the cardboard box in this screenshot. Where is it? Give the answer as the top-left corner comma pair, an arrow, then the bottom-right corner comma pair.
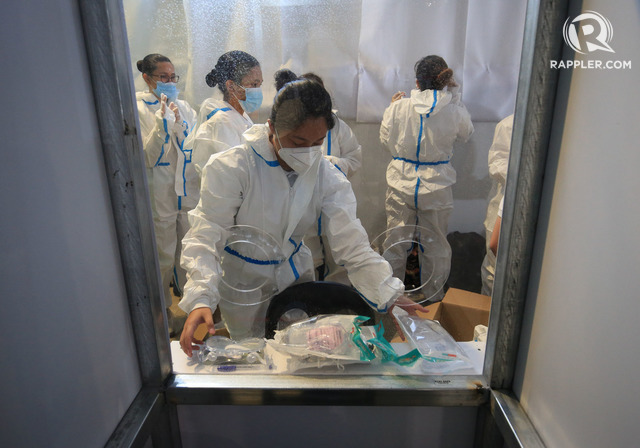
418,288 -> 491,341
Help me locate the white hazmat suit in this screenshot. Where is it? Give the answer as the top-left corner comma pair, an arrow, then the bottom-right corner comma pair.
305,113 -> 363,285
481,114 -> 513,296
179,124 -> 403,339
136,91 -> 197,306
380,88 -> 473,298
185,98 -> 253,175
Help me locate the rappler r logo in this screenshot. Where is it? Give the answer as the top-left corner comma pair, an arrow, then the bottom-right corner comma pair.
563,11 -> 614,54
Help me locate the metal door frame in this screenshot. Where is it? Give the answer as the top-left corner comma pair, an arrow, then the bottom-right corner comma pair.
78,0 -> 568,446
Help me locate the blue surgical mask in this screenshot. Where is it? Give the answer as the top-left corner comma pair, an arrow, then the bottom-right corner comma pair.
237,86 -> 263,114
153,81 -> 179,103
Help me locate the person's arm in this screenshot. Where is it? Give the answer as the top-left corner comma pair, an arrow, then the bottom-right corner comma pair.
320,168 -> 404,312
325,119 -> 362,177
178,150 -> 245,356
137,96 -> 177,168
379,103 -> 395,150
489,216 -> 502,255
455,101 -> 474,143
488,115 -> 514,184
489,197 -> 505,255
173,100 -> 197,149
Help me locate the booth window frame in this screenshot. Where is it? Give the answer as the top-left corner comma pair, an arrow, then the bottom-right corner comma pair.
78,0 -> 568,446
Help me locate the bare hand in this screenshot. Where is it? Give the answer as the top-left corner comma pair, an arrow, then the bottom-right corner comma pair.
391,91 -> 406,102
180,307 -> 216,357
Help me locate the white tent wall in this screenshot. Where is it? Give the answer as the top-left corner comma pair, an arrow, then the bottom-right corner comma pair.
0,1 -> 141,447
123,0 -> 526,237
513,1 -> 640,447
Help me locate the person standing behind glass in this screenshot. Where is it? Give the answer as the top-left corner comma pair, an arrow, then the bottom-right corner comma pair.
481,114 -> 513,296
135,54 -> 197,326
187,51 -> 263,175
274,69 -> 363,284
380,55 -> 473,300
178,79 -> 423,353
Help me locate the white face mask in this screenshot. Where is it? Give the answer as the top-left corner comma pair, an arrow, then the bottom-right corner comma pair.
275,130 -> 322,173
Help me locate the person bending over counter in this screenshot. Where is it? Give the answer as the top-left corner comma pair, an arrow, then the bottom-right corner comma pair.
179,79 -> 421,356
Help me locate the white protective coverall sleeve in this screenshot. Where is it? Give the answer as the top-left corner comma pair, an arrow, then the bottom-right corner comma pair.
488,114 -> 514,184
179,153 -> 246,313
452,95 -> 474,143
320,164 -> 404,312
324,118 -> 362,177
379,105 -> 393,150
137,100 -> 176,168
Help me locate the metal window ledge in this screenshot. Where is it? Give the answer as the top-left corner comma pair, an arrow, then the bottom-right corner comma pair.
166,373 -> 489,407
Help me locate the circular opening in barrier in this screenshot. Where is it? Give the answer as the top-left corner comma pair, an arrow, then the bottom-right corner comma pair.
371,224 -> 451,304
219,225 -> 285,306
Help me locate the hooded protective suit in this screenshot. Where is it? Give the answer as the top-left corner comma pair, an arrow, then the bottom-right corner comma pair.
184,98 -> 253,175
136,91 -> 197,305
481,114 -> 513,296
306,113 -> 363,284
380,88 -> 473,298
179,124 -> 403,339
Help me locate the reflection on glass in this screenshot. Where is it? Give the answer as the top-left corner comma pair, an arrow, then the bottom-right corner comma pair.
122,0 -> 526,376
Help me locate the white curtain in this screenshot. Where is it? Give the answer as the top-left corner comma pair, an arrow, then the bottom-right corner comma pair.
123,0 -> 526,123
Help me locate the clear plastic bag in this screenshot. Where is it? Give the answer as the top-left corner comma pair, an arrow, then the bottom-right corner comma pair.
195,335 -> 266,366
265,315 -> 377,372
392,307 -> 472,373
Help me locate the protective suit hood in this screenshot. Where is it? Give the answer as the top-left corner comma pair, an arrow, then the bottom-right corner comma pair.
410,89 -> 451,116
242,121 -> 271,147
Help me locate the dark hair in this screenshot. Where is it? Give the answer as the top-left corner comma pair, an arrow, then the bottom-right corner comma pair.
205,51 -> 260,95
270,79 -> 335,133
300,72 -> 324,88
414,55 -> 457,91
274,69 -> 299,91
274,70 -> 326,92
136,53 -> 171,75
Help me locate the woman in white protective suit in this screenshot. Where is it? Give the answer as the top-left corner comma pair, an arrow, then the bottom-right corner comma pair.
135,54 -> 197,321
179,79 -> 421,356
186,51 -> 263,175
274,69 -> 363,284
481,114 -> 513,296
380,55 -> 473,300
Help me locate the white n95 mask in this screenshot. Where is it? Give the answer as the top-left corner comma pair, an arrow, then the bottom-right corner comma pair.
278,146 -> 322,173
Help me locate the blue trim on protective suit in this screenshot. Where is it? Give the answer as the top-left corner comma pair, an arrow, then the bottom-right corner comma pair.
327,130 -> 332,155
173,266 -> 181,292
142,99 -> 159,105
426,90 -> 438,117
176,134 -> 191,197
317,216 -> 322,236
252,146 -> 280,167
288,238 -> 301,280
416,114 -> 424,165
155,118 -> 171,167
393,157 -> 450,166
223,246 -> 281,265
353,287 -> 389,313
206,107 -> 232,121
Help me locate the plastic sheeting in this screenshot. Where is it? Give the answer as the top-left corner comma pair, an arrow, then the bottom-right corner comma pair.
123,0 -> 526,122
122,0 -> 525,256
